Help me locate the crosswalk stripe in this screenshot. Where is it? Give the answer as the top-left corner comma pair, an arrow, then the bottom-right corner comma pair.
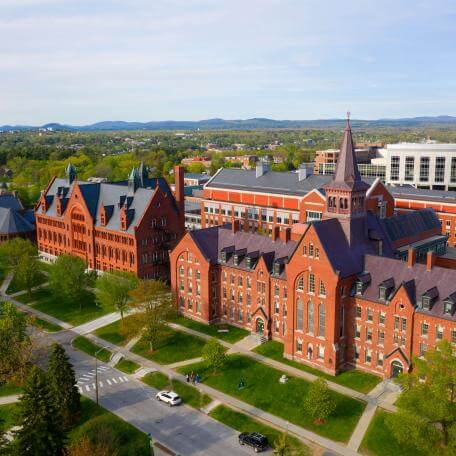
123,376 -> 129,382
78,387 -> 83,393
118,377 -> 124,383
85,385 -> 90,392
107,379 -> 112,386
112,378 -> 118,384
99,366 -> 108,370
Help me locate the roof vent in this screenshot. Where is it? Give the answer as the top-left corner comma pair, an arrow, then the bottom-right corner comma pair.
256,158 -> 269,178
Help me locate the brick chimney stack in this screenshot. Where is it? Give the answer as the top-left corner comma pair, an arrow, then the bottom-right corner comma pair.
174,166 -> 185,229
407,248 -> 416,268
272,225 -> 280,241
426,250 -> 437,271
280,227 -> 291,243
232,219 -> 240,233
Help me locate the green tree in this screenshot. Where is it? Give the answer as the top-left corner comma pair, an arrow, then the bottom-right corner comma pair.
303,379 -> 336,424
94,271 -> 137,325
129,280 -> 173,351
49,255 -> 88,310
201,338 -> 227,373
47,344 -> 81,428
0,238 -> 36,270
273,432 -> 293,456
386,340 -> 456,455
0,418 -> 9,455
15,366 -> 66,455
15,254 -> 42,298
0,301 -> 32,385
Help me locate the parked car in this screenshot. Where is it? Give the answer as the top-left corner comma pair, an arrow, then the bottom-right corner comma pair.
156,391 -> 182,406
238,432 -> 269,452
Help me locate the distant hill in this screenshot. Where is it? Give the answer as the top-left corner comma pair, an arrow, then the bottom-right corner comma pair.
2,116 -> 456,132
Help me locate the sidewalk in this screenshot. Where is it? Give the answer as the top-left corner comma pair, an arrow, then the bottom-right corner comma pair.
0,394 -> 20,405
82,331 -> 357,456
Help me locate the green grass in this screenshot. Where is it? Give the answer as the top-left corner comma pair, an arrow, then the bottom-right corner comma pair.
69,396 -> 149,455
6,271 -> 46,295
142,372 -> 211,409
360,410 -> 425,456
210,405 -> 309,455
0,404 -> 19,431
131,327 -> 206,365
94,316 -> 137,346
18,288 -> 114,326
30,316 -> 62,332
115,358 -> 140,374
254,341 -> 381,394
0,383 -> 22,397
73,336 -> 112,362
171,315 -> 249,343
178,354 -> 365,442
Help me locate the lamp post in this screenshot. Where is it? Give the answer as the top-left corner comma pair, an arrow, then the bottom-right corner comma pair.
94,345 -> 110,405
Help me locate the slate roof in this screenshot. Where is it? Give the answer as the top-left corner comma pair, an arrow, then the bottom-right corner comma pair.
0,207 -> 35,234
0,193 -> 23,211
389,185 -> 456,204
360,254 -> 456,321
37,177 -> 176,234
189,225 -> 298,278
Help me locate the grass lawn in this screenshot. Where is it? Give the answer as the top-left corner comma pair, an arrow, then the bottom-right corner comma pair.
131,326 -> 206,365
0,383 -> 22,397
360,410 -> 425,456
6,271 -> 46,295
73,336 -> 112,362
115,358 -> 140,374
171,315 -> 249,343
254,341 -> 381,394
69,397 -> 149,455
30,316 -> 62,332
178,354 -> 365,442
18,287 -> 114,326
94,315 -> 138,346
0,404 -> 19,431
210,404 -> 310,455
142,372 -> 211,409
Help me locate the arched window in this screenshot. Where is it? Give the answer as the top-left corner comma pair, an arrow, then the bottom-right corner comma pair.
319,280 -> 326,296
318,304 -> 325,337
307,301 -> 314,334
297,299 -> 303,330
339,197 -> 344,209
296,277 -> 304,291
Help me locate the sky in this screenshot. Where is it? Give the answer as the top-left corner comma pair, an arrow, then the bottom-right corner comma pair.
1,0 -> 456,124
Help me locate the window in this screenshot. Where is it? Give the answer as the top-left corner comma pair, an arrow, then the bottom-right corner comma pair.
275,301 -> 280,314
401,317 -> 407,332
318,304 -> 325,337
196,270 -> 200,280
315,248 -> 320,259
247,277 -> 251,289
394,316 -> 400,330
307,301 -> 314,334
452,157 -> 456,183
379,312 -> 385,325
435,157 -> 446,182
297,299 -> 303,330
238,276 -> 243,286
390,156 -> 400,181
365,349 -> 372,363
378,331 -> 385,345
436,326 -> 443,340
296,277 -> 304,291
306,210 -> 322,222
356,306 -> 362,319
354,345 -> 360,360
303,245 -> 307,255
419,342 -> 427,357
317,345 -> 324,359
355,324 -> 361,338
420,157 -> 430,182
319,281 -> 326,297
309,243 -> 314,256
404,156 -> 414,181
367,309 -> 373,322
274,284 -> 280,296
296,339 -> 303,352
452,330 -> 456,344
308,273 -> 315,293
377,352 -> 384,367
421,322 -> 429,336
179,266 -> 184,277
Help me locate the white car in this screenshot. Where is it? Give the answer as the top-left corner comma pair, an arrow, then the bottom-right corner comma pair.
156,390 -> 182,406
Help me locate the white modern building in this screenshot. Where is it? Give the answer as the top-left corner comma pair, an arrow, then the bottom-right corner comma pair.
380,143 -> 456,190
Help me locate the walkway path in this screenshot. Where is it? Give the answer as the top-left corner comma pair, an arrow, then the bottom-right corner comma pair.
0,394 -> 20,405
0,272 -> 13,294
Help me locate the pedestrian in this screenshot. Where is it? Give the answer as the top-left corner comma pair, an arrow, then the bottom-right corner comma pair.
190,371 -> 194,384
186,373 -> 190,383
195,373 -> 201,384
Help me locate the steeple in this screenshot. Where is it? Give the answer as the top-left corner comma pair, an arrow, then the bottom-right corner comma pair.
128,167 -> 141,194
323,113 -> 369,219
138,161 -> 148,187
65,162 -> 77,185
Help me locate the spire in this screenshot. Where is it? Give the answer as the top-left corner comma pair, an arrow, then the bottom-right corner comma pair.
65,162 -> 76,185
128,167 -> 141,194
138,161 -> 148,187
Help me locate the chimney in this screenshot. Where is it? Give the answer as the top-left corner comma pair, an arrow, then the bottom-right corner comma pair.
426,251 -> 436,271
272,225 -> 280,241
278,227 -> 291,243
298,164 -> 310,181
256,158 -> 269,178
174,165 -> 185,227
407,248 -> 416,268
232,219 -> 240,233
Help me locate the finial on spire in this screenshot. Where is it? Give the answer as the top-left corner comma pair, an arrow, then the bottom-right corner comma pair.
345,111 -> 351,130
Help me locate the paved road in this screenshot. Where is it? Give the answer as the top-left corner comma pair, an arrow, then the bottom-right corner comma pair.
60,342 -> 260,456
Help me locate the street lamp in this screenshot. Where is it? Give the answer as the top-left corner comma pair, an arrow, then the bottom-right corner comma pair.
94,345 -> 110,405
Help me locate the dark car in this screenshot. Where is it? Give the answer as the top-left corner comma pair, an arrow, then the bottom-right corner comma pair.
238,432 -> 269,452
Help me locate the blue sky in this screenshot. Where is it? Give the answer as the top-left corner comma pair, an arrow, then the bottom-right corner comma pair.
1,0 -> 456,124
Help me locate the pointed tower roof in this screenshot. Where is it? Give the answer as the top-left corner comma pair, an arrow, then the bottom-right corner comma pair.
65,162 -> 77,185
323,115 -> 369,192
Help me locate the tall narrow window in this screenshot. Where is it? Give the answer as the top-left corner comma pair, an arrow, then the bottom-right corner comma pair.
318,304 -> 325,337
435,157 -> 446,183
420,157 -> 430,182
390,156 -> 400,180
319,280 -> 326,296
297,299 -> 303,330
404,156 -> 414,181
308,273 -> 315,293
307,301 -> 314,334
451,157 -> 456,183
296,277 -> 304,291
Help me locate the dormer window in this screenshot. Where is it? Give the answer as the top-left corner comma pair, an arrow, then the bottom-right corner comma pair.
273,261 -> 281,276
421,296 -> 431,310
379,278 -> 394,302
379,285 -> 387,301
233,254 -> 240,266
220,251 -> 227,263
420,287 -> 438,311
444,298 -> 455,315
356,281 -> 363,295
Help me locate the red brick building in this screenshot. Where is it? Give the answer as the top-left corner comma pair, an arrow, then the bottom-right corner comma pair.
170,119 -> 455,379
36,163 -> 185,280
